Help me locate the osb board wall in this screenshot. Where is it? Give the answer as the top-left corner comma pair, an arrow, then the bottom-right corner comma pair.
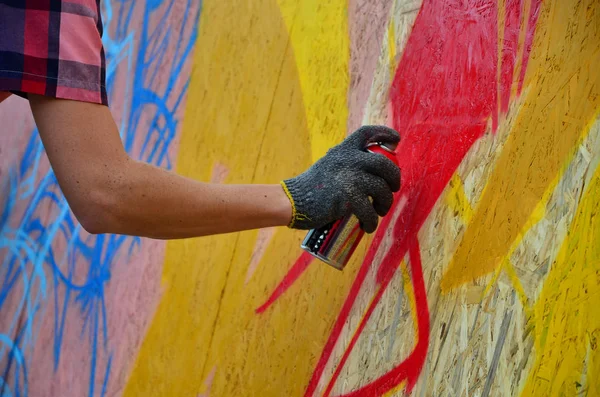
1,1 -> 599,397
126,0 -> 600,396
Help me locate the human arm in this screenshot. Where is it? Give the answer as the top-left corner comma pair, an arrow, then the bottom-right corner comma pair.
29,94 -> 401,239
29,94 -> 292,239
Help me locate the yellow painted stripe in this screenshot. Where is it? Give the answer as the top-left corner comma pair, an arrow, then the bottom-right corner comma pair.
122,1 -> 311,395
445,173 -> 474,224
276,0 -> 350,161
441,0 -> 600,292
401,259 -> 419,334
521,161 -> 600,396
481,261 -> 504,301
383,380 -> 408,397
446,171 -> 531,311
387,15 -> 397,80
503,258 -> 531,313
124,1 -> 355,396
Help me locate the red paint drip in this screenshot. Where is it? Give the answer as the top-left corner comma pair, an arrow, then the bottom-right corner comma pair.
334,241 -> 429,397
322,240 -> 429,397
255,251 -> 313,314
517,0 -> 543,95
305,1 -> 500,394
256,0 -> 542,395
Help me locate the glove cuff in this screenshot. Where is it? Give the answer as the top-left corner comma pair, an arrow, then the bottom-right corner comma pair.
281,178 -> 314,229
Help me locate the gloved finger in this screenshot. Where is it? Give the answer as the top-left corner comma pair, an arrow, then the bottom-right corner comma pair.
349,190 -> 379,233
356,172 -> 394,217
345,125 -> 400,150
356,151 -> 401,192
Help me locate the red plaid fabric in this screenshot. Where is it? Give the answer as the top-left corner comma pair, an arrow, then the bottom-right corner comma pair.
0,0 -> 108,105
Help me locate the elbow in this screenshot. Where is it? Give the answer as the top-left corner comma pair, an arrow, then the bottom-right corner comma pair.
76,209 -> 114,235
68,180 -> 126,235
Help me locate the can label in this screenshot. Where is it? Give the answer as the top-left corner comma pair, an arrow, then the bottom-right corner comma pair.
301,143 -> 399,270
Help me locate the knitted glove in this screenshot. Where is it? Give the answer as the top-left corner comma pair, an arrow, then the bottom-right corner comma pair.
281,125 -> 401,233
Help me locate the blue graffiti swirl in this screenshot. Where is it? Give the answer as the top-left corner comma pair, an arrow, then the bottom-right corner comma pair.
0,1 -> 200,396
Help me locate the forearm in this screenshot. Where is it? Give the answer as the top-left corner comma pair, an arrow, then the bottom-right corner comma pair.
29,94 -> 291,238
94,159 -> 291,238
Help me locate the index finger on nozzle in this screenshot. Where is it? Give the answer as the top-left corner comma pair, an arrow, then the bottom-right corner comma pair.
349,125 -> 400,150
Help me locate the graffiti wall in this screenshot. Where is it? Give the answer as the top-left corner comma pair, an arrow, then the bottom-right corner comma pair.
1,0 -> 599,396
0,0 -> 200,396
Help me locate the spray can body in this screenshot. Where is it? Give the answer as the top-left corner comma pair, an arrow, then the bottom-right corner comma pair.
300,143 -> 399,270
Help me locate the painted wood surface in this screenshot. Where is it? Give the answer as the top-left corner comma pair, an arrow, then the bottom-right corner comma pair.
0,1 -> 199,396
1,0 -> 599,396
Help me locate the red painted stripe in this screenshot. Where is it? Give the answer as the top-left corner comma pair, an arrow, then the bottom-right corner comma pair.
517,0 -> 543,95
322,269 -> 394,396
322,239 -> 430,396
333,240 -> 429,397
255,251 -> 314,314
256,1 -> 543,395
306,1 -> 500,394
303,230 -> 386,397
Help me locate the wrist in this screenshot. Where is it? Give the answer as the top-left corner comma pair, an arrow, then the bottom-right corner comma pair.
280,177 -> 316,230
279,181 -> 296,227
274,183 -> 294,227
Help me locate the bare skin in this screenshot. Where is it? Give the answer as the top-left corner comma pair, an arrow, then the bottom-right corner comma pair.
13,93 -> 293,239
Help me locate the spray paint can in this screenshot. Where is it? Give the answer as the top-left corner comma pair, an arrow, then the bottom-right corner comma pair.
300,142 -> 399,270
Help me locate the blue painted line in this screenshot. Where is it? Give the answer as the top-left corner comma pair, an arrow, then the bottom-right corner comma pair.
0,1 -> 201,395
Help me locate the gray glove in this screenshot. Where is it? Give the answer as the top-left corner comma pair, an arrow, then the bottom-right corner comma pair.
281,125 -> 401,233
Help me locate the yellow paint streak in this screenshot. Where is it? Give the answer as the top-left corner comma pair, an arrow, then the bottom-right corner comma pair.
446,172 -> 534,310
446,174 -> 474,224
123,1 -> 314,395
441,0 -> 600,291
481,262 -> 504,300
521,163 -> 600,396
401,259 -> 419,332
123,1 -> 365,396
387,16 -> 397,80
383,380 -> 407,397
276,0 -> 350,161
447,172 -> 531,311
477,156 -> 565,307
481,171 -> 559,306
503,259 -> 531,313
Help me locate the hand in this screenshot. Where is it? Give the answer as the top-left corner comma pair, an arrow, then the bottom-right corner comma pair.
281,125 -> 401,233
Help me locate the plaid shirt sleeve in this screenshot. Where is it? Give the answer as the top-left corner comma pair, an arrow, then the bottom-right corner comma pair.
0,0 -> 108,105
